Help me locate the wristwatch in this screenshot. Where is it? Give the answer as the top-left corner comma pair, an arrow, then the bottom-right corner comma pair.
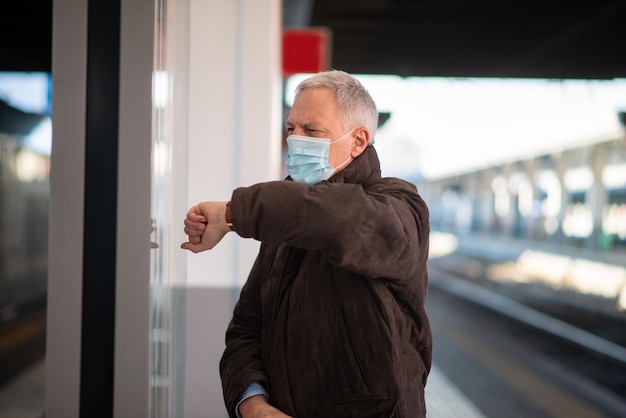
225,201 -> 234,230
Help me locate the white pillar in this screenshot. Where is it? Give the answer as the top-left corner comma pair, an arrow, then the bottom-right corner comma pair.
183,1 -> 282,416
186,0 -> 282,288
46,1 -> 87,416
554,152 -> 569,244
480,170 -> 495,232
587,145 -> 608,250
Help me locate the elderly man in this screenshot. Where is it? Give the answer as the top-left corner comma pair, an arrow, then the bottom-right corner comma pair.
182,70 -> 432,418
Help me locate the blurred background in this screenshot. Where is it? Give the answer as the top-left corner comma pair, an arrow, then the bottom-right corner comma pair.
1,0 -> 625,417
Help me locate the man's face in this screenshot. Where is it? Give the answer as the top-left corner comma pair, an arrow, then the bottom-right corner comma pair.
285,87 -> 354,170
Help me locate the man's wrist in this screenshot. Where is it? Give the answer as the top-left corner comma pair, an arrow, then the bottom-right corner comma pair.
239,394 -> 268,417
235,382 -> 268,418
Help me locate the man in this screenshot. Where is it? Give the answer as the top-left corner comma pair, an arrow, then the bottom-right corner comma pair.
182,70 -> 432,418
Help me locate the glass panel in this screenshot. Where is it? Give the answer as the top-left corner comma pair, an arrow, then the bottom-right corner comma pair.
150,0 -> 189,415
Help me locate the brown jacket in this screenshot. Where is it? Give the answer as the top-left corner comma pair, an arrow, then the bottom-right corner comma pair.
220,146 -> 432,417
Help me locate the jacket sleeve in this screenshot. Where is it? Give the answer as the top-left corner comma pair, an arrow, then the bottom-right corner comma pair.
219,252 -> 269,417
230,179 -> 429,281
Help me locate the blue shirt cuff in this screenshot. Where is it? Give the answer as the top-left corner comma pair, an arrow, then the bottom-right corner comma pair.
235,382 -> 268,418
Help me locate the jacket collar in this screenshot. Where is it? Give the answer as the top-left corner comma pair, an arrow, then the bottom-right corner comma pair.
328,145 -> 382,186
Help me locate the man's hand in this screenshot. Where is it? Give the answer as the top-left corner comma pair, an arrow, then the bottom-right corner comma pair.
239,395 -> 292,418
181,201 -> 231,253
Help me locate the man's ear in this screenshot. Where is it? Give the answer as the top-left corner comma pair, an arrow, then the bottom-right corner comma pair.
351,127 -> 370,157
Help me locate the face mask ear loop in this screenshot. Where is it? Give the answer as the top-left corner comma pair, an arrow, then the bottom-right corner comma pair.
332,154 -> 353,173
330,129 -> 356,173
330,128 -> 355,145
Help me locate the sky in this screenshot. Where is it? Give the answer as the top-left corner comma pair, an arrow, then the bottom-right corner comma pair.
0,72 -> 51,115
0,72 -> 52,155
286,75 -> 626,180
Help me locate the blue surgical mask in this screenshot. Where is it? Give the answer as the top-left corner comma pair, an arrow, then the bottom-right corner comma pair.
286,131 -> 353,186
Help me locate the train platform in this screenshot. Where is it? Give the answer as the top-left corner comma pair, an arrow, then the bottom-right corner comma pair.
0,359 -> 44,418
441,231 -> 626,267
2,231 -> 625,417
0,358 -> 487,417
4,276 -> 625,418
429,231 -> 626,316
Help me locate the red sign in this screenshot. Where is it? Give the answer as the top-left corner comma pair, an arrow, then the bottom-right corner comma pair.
282,28 -> 331,76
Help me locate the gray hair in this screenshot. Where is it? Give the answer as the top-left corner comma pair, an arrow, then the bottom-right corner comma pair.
295,70 -> 378,144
